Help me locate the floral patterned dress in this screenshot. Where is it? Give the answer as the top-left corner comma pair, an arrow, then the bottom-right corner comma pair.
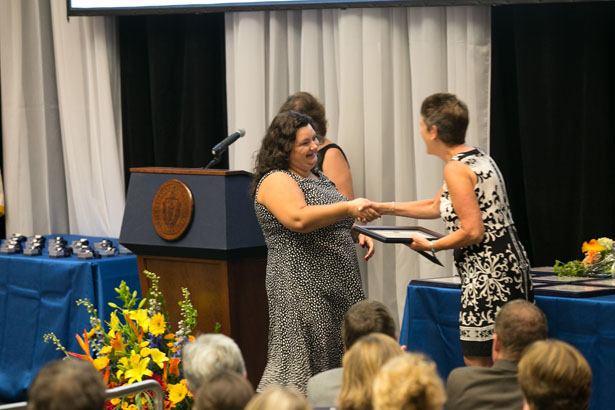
254,169 -> 365,393
440,148 -> 534,356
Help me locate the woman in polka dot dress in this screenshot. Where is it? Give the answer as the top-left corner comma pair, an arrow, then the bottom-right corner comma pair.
251,111 -> 378,393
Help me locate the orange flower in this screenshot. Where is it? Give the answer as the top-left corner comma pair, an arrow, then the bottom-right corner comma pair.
111,334 -> 126,353
68,330 -> 94,363
124,314 -> 144,343
103,364 -> 110,385
582,250 -> 601,267
582,239 -> 605,253
168,357 -> 181,378
162,361 -> 168,389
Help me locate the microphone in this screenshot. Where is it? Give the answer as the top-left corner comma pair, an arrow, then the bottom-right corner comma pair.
211,128 -> 246,156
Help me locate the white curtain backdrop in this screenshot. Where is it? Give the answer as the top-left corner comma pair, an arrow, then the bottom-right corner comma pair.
0,0 -> 124,237
225,6 -> 491,322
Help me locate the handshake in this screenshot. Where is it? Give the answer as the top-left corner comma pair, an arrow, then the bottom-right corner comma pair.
349,198 -> 382,223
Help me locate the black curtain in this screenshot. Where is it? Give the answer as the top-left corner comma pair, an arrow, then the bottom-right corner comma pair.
119,13 -> 228,189
490,2 -> 615,266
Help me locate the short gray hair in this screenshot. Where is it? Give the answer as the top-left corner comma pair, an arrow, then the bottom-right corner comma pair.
183,334 -> 246,392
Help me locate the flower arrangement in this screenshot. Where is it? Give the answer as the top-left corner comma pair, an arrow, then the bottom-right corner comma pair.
44,270 -> 199,410
554,237 -> 615,277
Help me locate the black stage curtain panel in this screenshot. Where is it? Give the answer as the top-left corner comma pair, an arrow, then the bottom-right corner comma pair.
119,13 -> 227,189
490,2 -> 615,266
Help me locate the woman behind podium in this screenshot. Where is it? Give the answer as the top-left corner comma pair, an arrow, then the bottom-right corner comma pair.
367,93 -> 533,367
278,91 -> 355,200
251,110 -> 378,394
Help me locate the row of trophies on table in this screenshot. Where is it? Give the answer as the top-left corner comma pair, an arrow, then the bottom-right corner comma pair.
0,234 -> 133,259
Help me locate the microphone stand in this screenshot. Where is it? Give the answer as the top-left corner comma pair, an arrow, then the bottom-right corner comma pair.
204,155 -> 222,169
205,128 -> 245,169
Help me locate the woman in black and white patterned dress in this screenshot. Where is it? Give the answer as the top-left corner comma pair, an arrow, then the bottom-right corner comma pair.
250,111 -> 378,393
371,93 -> 533,366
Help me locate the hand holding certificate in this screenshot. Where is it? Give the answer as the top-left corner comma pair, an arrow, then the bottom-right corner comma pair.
353,226 -> 444,266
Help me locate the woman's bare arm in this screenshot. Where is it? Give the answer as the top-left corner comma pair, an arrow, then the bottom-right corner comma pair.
409,161 -> 484,252
366,188 -> 443,220
256,171 -> 380,233
321,147 -> 354,200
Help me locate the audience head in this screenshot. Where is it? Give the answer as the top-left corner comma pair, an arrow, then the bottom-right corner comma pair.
244,386 -> 311,410
251,110 -> 315,197
342,299 -> 397,350
278,91 -> 328,142
183,333 -> 246,393
493,299 -> 548,361
194,370 -> 255,410
420,93 -> 469,146
373,353 -> 445,410
27,359 -> 106,410
518,339 -> 592,410
337,333 -> 404,410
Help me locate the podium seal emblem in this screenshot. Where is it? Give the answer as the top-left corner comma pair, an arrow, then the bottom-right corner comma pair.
152,179 -> 194,241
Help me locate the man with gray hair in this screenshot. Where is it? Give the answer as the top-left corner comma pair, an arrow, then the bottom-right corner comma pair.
182,333 -> 247,393
446,299 -> 548,410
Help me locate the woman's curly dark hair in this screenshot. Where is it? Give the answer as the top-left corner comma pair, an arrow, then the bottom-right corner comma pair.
250,110 -> 315,197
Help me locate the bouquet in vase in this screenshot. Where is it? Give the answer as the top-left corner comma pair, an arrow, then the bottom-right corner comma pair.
554,237 -> 615,277
44,270 -> 199,410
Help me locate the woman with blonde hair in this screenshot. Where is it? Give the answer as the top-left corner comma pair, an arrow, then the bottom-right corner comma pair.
373,353 -> 445,410
518,339 -> 591,410
244,386 -> 311,410
337,333 -> 404,410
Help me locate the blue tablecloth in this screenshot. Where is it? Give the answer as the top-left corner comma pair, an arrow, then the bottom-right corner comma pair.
400,283 -> 615,410
0,235 -> 140,402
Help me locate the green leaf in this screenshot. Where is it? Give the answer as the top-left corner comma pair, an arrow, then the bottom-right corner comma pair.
135,392 -> 143,410
554,259 -> 585,277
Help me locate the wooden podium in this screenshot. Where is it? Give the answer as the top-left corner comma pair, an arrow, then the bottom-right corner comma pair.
119,168 -> 268,387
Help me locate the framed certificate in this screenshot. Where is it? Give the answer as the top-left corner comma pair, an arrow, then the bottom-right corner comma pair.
531,275 -> 599,284
534,284 -> 615,298
530,266 -> 555,276
353,225 -> 443,244
583,277 -> 615,288
353,225 -> 444,266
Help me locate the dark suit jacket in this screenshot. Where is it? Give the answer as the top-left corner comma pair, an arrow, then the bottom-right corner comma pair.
445,359 -> 524,410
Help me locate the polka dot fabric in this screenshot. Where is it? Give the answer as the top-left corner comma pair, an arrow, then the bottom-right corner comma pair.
254,170 -> 365,394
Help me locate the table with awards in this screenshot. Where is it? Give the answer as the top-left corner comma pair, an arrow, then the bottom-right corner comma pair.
400,269 -> 615,410
0,234 -> 140,403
